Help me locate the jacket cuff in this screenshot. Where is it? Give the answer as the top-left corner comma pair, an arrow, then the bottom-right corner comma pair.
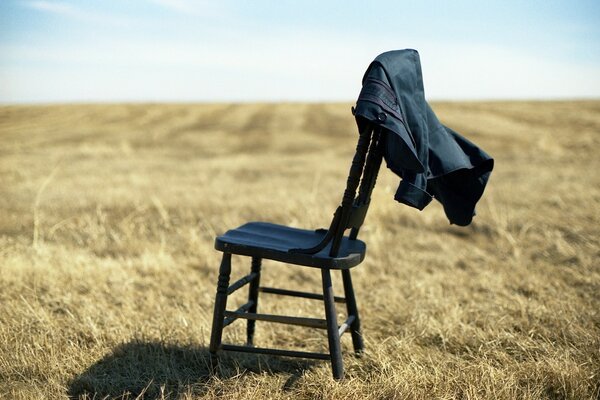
394,181 -> 433,210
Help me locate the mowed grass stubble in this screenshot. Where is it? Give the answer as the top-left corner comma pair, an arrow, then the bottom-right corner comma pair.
0,102 -> 598,399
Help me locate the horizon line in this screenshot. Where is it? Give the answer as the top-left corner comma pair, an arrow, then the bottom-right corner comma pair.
2,96 -> 599,106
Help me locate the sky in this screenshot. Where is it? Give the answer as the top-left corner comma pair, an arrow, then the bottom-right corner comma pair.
0,0 -> 599,103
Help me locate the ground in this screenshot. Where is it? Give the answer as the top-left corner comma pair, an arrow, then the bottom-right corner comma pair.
0,101 -> 599,399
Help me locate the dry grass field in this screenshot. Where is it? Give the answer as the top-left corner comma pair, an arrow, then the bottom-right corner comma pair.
0,101 -> 599,399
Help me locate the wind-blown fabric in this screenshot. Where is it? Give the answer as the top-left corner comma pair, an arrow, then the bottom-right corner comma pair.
353,49 -> 494,226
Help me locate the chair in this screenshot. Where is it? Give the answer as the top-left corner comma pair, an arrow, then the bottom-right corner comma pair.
208,120 -> 384,380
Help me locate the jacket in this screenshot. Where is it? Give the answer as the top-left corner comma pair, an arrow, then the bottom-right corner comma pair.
353,49 -> 494,226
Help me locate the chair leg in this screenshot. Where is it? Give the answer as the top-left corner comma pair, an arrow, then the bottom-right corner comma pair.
209,252 -> 232,371
341,269 -> 364,354
321,268 -> 344,380
246,257 -> 262,346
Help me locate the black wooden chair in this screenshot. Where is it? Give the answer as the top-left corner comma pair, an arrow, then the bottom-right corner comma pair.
209,121 -> 383,380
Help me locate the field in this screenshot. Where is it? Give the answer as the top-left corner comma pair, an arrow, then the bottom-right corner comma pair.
0,101 -> 599,399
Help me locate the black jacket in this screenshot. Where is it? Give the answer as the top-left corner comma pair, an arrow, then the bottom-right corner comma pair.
353,49 -> 494,226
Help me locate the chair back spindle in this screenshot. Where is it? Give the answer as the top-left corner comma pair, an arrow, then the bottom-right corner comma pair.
291,122 -> 384,257
349,127 -> 384,240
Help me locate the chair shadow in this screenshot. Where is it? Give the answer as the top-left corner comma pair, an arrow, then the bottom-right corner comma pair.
67,340 -> 315,398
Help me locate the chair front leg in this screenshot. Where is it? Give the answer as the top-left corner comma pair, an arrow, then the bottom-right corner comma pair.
322,268 -> 344,380
209,252 -> 232,370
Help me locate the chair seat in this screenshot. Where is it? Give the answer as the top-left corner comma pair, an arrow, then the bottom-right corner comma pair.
214,222 -> 366,269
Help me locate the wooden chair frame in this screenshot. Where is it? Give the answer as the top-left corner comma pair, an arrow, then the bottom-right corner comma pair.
209,122 -> 384,379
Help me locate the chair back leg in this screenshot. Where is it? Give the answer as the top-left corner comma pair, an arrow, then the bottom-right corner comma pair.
321,268 -> 344,379
341,269 -> 364,354
246,257 -> 262,346
209,252 -> 232,370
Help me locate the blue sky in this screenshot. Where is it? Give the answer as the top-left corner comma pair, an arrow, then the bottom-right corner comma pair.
1,0 -> 599,103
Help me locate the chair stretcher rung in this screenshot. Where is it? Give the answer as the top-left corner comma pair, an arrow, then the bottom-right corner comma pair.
223,301 -> 254,328
259,286 -> 346,303
227,272 -> 259,295
338,315 -> 355,337
221,344 -> 330,360
223,310 -> 328,329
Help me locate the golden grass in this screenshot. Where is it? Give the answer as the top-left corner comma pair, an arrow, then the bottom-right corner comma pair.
0,101 -> 599,399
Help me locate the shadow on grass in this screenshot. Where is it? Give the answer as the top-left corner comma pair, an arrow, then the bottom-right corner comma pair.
67,341 -> 315,398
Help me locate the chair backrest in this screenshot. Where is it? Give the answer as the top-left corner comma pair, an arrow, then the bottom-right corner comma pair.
291,122 -> 384,257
